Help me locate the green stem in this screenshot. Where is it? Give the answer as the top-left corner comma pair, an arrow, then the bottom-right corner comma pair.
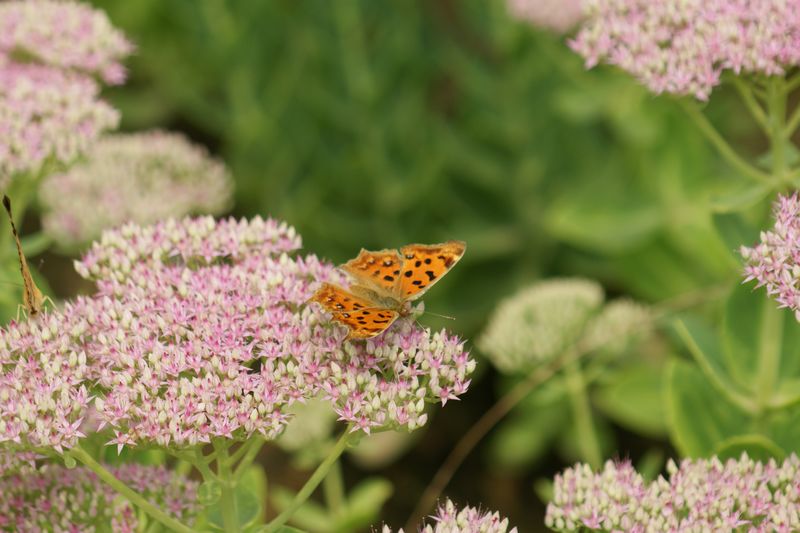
564,358 -> 602,469
767,78 -> 788,180
755,298 -> 783,415
680,99 -> 771,183
264,427 -> 353,533
69,446 -> 196,533
213,440 -> 240,533
232,436 -> 265,482
731,77 -> 770,135
785,102 -> 800,139
322,459 -> 345,517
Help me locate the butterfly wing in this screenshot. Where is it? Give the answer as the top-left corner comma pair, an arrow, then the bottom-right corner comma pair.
341,248 -> 404,299
3,195 -> 45,317
309,282 -> 399,339
396,241 -> 466,300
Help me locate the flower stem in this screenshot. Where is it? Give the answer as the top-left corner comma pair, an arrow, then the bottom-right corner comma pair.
564,358 -> 602,469
69,445 -> 196,533
232,436 -> 265,482
680,99 -> 771,183
323,459 -> 345,517
213,439 -> 240,533
404,354 -> 570,531
731,77 -> 770,135
264,427 -> 354,533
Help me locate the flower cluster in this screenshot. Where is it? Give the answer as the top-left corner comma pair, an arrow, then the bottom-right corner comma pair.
572,0 -> 800,100
1,217 -> 474,454
742,193 -> 800,319
0,464 -> 198,531
40,131 -> 234,248
546,454 -> 800,531
0,1 -> 129,182
0,0 -> 132,83
479,279 -> 648,373
507,0 -> 585,33
381,499 -> 518,533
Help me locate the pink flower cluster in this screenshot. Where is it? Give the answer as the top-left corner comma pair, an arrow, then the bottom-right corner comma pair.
507,0 -> 585,33
741,193 -> 800,319
572,0 -> 800,100
0,217 -> 474,455
0,1 -> 130,182
546,454 -> 800,531
0,464 -> 198,532
40,131 -> 234,248
382,499 -> 518,533
0,0 -> 132,84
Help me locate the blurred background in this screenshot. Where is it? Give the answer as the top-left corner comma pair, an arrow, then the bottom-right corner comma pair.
48,0 -> 754,530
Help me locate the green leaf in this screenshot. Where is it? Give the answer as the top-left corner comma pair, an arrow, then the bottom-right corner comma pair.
635,449 -> 664,481
334,477 -> 392,532
711,212 -> 760,260
545,192 -> 662,254
487,389 -> 568,470
198,481 -> 223,506
593,363 -> 667,437
270,487 -> 330,532
673,317 -> 754,412
665,359 -> 751,457
207,482 -> 262,530
722,282 -> 800,393
713,434 -> 785,461
710,182 -> 771,213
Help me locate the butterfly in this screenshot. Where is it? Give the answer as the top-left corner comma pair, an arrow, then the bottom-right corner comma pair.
2,195 -> 46,318
310,241 -> 466,339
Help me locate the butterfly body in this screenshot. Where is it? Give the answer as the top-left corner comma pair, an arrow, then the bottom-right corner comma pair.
2,195 -> 46,318
311,241 -> 466,339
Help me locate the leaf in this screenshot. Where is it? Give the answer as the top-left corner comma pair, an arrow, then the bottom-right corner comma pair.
672,317 -> 753,412
713,434 -> 785,462
270,486 -> 330,532
488,396 -> 568,470
334,477 -> 393,532
544,192 -> 662,254
665,359 -> 751,457
722,282 -> 800,394
593,364 -> 667,437
710,182 -> 771,213
711,212 -> 760,260
207,480 -> 262,530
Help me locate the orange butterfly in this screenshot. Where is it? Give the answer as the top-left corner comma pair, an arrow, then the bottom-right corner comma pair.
311,241 -> 466,339
2,195 -> 46,318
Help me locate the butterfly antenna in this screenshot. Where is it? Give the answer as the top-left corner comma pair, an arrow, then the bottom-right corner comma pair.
421,310 -> 456,321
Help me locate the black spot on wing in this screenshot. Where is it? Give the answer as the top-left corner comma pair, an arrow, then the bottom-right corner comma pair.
425,270 -> 436,281
383,275 -> 395,282
424,258 -> 432,265
404,271 -> 412,278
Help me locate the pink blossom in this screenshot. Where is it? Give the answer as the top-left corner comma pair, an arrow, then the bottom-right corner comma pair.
0,1 -> 132,83
742,193 -> 800,319
546,454 -> 800,531
572,0 -> 800,99
507,0 -> 585,33
382,499 -> 518,533
0,464 -> 197,532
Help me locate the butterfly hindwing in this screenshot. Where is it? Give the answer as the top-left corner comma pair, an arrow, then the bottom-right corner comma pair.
397,241 -> 466,300
310,282 -> 399,339
341,248 -> 403,297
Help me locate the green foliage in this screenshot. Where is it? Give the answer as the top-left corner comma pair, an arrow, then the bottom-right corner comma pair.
668,284 -> 800,459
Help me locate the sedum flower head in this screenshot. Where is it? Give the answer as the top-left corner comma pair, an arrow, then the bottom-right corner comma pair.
546,454 -> 800,532
0,464 -> 198,531
742,193 -> 800,320
1,217 -> 474,453
381,499 -> 518,533
0,60 -> 119,183
507,0 -> 585,33
40,131 -> 234,248
572,0 -> 800,100
0,0 -> 133,84
478,279 -> 603,372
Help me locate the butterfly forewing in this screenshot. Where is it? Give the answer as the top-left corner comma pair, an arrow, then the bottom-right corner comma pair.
2,195 -> 45,317
310,282 -> 399,339
397,241 -> 466,300
341,248 -> 403,298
